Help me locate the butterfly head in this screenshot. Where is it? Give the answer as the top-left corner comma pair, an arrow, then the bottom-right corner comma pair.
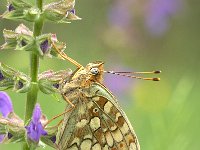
85,61 -> 104,83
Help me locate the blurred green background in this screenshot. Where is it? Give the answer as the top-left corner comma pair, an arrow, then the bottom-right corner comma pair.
0,0 -> 200,149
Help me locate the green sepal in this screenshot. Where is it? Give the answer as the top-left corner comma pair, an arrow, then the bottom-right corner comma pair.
35,34 -> 52,57
0,78 -> 14,91
38,69 -> 72,94
2,9 -> 25,20
59,11 -> 81,23
0,62 -> 17,78
25,138 -> 38,150
0,117 -> 7,134
1,29 -> 18,50
2,24 -> 68,59
0,62 -> 30,93
2,8 -> 40,22
2,24 -> 34,51
23,8 -> 40,22
8,0 -> 32,9
13,74 -> 31,93
0,63 -> 15,90
15,35 -> 35,51
2,1 -> 40,22
49,41 -> 66,58
43,0 -> 81,23
38,79 -> 59,94
40,125 -> 58,149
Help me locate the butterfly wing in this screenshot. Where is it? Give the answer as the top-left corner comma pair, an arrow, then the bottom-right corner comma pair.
57,82 -> 140,150
90,83 -> 140,150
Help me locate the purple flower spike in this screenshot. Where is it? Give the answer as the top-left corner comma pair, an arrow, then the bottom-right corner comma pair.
145,0 -> 182,36
0,92 -> 13,117
26,104 -> 47,142
40,40 -> 49,54
108,0 -> 132,28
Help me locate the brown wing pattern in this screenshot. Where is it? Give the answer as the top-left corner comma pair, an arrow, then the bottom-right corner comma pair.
92,96 -> 139,150
57,94 -> 139,150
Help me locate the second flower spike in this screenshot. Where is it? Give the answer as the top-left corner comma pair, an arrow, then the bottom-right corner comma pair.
0,92 -> 57,148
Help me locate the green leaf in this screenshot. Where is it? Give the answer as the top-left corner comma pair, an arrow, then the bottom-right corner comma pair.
40,125 -> 58,149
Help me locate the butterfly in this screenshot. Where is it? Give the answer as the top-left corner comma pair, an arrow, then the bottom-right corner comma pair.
56,61 -> 140,150
48,43 -> 160,150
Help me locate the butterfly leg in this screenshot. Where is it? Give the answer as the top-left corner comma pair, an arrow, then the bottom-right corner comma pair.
43,106 -> 74,128
62,94 -> 75,108
52,42 -> 83,69
43,95 -> 75,127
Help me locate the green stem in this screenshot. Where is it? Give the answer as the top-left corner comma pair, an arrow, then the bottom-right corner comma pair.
23,0 -> 43,150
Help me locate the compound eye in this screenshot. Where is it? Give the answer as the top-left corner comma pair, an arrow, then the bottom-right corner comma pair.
90,67 -> 99,75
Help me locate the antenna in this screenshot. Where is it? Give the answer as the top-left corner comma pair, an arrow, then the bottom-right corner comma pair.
104,70 -> 161,81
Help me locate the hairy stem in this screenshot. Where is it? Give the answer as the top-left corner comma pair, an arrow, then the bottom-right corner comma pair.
23,0 -> 43,149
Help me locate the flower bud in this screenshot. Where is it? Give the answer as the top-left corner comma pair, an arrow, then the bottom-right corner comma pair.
49,34 -> 67,58
38,69 -> 72,94
0,62 -> 30,93
43,0 -> 81,23
8,4 -> 15,12
1,24 -> 34,51
2,0 -> 40,22
13,75 -> 30,93
36,34 -> 52,57
23,8 -> 40,22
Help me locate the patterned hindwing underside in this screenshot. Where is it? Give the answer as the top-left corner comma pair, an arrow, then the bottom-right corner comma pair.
92,96 -> 139,150
57,96 -> 139,150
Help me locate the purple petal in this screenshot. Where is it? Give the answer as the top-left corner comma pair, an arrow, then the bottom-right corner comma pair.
26,104 -> 47,142
69,9 -> 75,14
7,132 -> 13,139
15,24 -> 32,35
21,40 -> 27,47
8,4 -> 15,12
53,83 -> 59,89
50,136 -> 56,143
26,122 -> 47,142
40,40 -> 49,54
0,135 -> 5,143
51,34 -> 58,43
32,104 -> 41,123
0,92 -> 13,117
16,81 -> 24,89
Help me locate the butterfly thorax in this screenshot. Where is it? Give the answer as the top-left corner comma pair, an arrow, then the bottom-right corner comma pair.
59,62 -> 104,99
